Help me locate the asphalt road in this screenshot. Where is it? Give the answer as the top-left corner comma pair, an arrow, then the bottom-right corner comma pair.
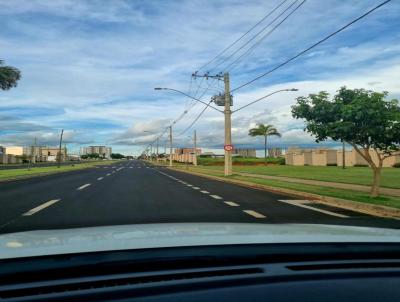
0,160 -> 399,234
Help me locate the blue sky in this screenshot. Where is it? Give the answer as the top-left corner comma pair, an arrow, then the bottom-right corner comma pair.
0,0 -> 399,155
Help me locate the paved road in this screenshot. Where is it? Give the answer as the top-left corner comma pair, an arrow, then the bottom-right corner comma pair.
0,160 -> 399,234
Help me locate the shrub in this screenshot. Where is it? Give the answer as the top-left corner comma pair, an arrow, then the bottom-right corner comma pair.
393,163 -> 400,168
327,163 -> 337,166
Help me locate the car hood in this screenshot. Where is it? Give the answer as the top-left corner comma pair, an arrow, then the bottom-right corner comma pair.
1,223 -> 400,259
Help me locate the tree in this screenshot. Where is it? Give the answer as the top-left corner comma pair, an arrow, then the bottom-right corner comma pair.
292,87 -> 400,197
0,60 -> 21,90
248,124 -> 281,160
111,153 -> 125,159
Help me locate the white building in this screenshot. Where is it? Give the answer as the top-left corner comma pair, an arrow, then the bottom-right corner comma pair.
81,146 -> 112,159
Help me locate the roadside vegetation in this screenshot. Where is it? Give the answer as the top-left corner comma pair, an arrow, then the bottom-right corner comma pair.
0,160 -> 117,181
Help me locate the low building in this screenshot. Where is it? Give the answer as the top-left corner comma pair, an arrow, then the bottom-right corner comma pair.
174,148 -> 202,155
267,148 -> 284,158
232,148 -> 256,157
5,146 -> 24,156
81,146 -> 112,159
286,148 -> 336,166
41,147 -> 67,162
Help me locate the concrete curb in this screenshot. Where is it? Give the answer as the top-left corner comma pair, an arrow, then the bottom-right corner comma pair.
168,166 -> 400,219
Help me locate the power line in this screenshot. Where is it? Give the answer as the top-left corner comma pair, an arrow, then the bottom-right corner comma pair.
225,0 -> 306,72
231,0 -> 391,93
211,0 -> 301,73
195,0 -> 289,72
178,99 -> 214,136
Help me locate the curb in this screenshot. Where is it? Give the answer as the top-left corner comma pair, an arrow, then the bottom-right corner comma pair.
167,166 -> 400,219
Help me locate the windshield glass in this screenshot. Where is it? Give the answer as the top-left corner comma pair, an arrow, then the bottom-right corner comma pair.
0,0 -> 399,254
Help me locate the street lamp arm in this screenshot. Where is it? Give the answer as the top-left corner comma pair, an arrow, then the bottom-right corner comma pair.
232,88 -> 298,113
154,87 -> 224,113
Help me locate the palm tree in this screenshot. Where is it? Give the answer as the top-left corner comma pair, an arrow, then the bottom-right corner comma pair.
248,124 -> 281,160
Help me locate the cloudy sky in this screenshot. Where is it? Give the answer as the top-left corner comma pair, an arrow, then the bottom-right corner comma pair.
0,0 -> 399,155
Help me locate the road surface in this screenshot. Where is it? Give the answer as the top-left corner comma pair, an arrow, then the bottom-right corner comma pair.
0,160 -> 399,234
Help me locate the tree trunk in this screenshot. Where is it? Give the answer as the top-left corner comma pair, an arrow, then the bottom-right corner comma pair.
264,135 -> 267,161
371,166 -> 382,197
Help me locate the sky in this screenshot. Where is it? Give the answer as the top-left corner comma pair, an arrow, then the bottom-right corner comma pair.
0,0 -> 399,156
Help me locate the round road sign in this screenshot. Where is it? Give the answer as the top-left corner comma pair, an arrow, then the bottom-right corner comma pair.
224,144 -> 233,151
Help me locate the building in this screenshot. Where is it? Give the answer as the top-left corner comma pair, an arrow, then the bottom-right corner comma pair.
81,146 -> 112,159
41,147 -> 67,162
267,148 -> 284,158
174,148 -> 202,155
286,147 -> 400,167
232,148 -> 256,157
5,146 -> 24,156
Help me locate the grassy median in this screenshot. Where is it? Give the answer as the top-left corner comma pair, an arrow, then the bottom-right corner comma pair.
0,160 -> 118,181
171,165 -> 400,209
188,165 -> 400,189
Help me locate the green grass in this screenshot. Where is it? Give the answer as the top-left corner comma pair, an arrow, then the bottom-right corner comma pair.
0,160 -> 118,181
172,166 -> 400,209
189,165 -> 400,189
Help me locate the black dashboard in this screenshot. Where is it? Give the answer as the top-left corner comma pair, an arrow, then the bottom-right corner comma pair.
1,243 -> 400,301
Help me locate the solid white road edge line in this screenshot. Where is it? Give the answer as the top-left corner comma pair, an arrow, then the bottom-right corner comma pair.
23,199 -> 61,216
278,200 -> 349,218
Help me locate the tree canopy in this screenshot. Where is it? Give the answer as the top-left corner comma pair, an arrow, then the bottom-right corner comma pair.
0,60 -> 21,90
292,87 -> 400,196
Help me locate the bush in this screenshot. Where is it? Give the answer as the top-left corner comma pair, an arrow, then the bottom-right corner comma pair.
393,163 -> 400,168
327,163 -> 337,166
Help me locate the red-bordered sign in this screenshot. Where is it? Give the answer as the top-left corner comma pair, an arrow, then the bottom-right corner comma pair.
224,144 -> 234,151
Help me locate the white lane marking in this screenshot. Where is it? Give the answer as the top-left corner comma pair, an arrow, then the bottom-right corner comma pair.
186,184 -> 193,187
106,173 -> 111,176
112,166 -> 116,168
243,210 -> 266,218
200,190 -> 210,194
279,200 -> 349,218
210,195 -> 222,199
224,201 -> 240,207
192,187 -> 200,190
77,183 -> 91,191
97,177 -> 103,180
23,199 -> 60,216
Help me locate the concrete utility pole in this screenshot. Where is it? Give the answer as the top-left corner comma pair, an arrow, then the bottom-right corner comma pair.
156,137 -> 159,159
224,72 -> 232,176
169,126 -> 173,167
57,129 -> 64,168
193,130 -> 197,166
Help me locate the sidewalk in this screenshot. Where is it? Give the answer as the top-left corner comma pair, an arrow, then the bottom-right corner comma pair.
189,167 -> 400,197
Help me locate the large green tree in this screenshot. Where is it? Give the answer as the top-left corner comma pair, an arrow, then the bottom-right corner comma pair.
0,60 -> 21,90
248,123 -> 281,160
292,87 -> 400,197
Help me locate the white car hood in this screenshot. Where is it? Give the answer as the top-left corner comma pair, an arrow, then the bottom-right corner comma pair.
1,223 -> 400,259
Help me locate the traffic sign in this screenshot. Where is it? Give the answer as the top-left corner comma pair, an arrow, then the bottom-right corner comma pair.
224,144 -> 233,151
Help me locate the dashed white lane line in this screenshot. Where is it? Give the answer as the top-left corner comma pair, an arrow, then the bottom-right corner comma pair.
186,184 -> 193,187
23,199 -> 61,216
210,195 -> 223,200
77,183 -> 91,191
106,173 -> 111,176
97,177 -> 104,180
200,190 -> 210,194
192,187 -> 200,190
278,200 -> 349,218
243,210 -> 266,219
224,201 -> 240,207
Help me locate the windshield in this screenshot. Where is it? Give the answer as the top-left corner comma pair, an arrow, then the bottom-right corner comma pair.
0,0 -> 399,252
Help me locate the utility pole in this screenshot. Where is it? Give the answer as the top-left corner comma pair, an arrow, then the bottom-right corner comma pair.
57,129 -> 64,168
342,141 -> 346,169
193,130 -> 197,166
169,126 -> 173,167
224,72 -> 232,176
156,137 -> 159,160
